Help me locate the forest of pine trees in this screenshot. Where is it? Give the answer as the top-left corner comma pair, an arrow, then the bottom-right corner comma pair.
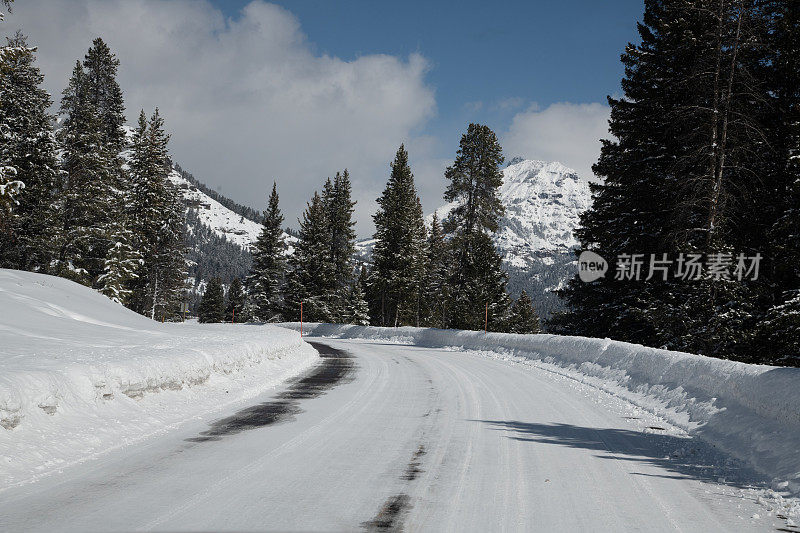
0,20 -> 187,320
551,1 -> 800,365
242,132 -> 541,333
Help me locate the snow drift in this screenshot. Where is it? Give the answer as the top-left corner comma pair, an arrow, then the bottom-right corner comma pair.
0,269 -> 317,488
284,322 -> 800,493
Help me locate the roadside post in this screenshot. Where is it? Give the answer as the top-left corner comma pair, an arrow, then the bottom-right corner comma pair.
300,301 -> 303,337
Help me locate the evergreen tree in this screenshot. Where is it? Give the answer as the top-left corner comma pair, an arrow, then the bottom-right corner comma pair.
552,1 -> 792,362
421,212 -> 450,328
284,191 -> 336,322
127,109 -> 186,320
198,277 -> 225,323
97,223 -> 141,305
758,1 -> 800,364
247,182 -> 286,321
343,280 -> 370,325
370,145 -> 428,326
508,290 -> 542,334
225,277 -> 247,323
323,169 -> 357,319
443,124 -> 510,331
0,32 -> 60,271
82,37 -> 132,251
54,61 -> 117,285
82,37 -> 126,153
0,3 -> 24,226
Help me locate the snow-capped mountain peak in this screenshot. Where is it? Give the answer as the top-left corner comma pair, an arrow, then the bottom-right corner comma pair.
428,158 -> 591,263
421,158 -> 592,316
168,170 -> 262,249
496,159 -> 591,261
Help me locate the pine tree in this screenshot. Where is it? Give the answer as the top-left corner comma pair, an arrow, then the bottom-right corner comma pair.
54,61 -> 118,286
323,169 -> 357,319
370,145 -> 428,326
82,37 -> 132,250
759,0 -> 800,364
198,277 -> 225,323
443,124 -> 510,331
247,182 -> 286,321
97,222 -> 141,305
0,32 -> 60,271
82,37 -> 126,153
0,9 -> 26,230
343,280 -> 370,325
127,109 -> 186,320
421,212 -> 450,328
551,1 -> 788,361
508,290 -> 542,334
284,191 -> 336,322
226,277 -> 247,323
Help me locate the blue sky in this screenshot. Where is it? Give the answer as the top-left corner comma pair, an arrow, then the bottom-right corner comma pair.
12,0 -> 645,235
211,0 -> 643,156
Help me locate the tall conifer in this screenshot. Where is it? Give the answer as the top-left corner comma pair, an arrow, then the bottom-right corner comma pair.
0,32 -> 60,271
247,182 -> 286,321
370,145 -> 427,326
284,191 -> 336,322
443,124 -> 510,331
55,61 -> 117,285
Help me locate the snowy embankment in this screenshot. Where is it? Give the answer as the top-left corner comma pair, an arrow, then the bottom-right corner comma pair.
0,270 -> 317,489
284,322 -> 800,494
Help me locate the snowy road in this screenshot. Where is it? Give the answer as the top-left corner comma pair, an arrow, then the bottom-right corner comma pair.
0,338 -> 778,532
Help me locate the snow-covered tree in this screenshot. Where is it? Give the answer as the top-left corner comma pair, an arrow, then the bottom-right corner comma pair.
82,37 -> 126,154
342,279 -> 370,326
443,124 -> 510,331
54,61 -> 118,285
508,290 -> 541,334
226,277 -> 247,323
322,169 -> 358,319
284,191 -> 336,322
0,32 -> 60,271
127,109 -> 186,320
421,212 -> 450,328
97,223 -> 141,305
370,145 -> 427,326
247,182 -> 285,321
198,277 -> 225,323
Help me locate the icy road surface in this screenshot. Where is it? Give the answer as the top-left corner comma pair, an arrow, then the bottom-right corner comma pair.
0,338 -> 780,532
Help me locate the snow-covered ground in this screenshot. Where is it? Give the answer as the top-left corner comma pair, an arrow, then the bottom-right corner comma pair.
0,269 -> 317,489
283,324 -> 800,500
0,336 -> 794,531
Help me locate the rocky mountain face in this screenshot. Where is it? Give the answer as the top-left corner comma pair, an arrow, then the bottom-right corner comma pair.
492,159 -> 591,317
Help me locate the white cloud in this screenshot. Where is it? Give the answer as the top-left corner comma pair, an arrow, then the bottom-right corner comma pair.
502,102 -> 610,181
6,0 -> 436,236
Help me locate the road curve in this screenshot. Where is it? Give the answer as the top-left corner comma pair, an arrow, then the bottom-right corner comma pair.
0,337 -> 775,532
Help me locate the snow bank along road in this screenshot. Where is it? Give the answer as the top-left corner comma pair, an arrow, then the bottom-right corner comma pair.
0,269 -> 318,488
0,337 -> 792,532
